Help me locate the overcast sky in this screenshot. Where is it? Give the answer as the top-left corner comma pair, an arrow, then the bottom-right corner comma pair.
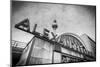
11,1 -> 96,43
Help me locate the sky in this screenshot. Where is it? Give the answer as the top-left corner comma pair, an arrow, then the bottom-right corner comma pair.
11,1 -> 96,43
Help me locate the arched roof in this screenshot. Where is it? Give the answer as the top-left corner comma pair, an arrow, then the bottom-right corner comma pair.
57,33 -> 87,49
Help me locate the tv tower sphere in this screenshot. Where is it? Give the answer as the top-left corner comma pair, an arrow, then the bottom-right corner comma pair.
52,19 -> 58,30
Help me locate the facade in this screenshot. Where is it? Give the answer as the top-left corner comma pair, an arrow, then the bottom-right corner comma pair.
15,32 -> 96,66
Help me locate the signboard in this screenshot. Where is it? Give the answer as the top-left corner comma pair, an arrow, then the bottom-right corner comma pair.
61,55 -> 70,63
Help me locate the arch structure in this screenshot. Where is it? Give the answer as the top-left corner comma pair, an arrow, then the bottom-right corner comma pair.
56,33 -> 88,54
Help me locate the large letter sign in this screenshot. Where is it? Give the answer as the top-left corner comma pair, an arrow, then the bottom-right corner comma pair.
15,18 -> 30,32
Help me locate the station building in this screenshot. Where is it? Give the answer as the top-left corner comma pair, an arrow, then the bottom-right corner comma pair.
14,32 -> 96,65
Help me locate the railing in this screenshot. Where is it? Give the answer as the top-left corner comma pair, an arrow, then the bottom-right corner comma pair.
11,40 -> 27,48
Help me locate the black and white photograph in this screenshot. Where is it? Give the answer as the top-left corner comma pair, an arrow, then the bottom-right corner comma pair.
11,0 -> 96,66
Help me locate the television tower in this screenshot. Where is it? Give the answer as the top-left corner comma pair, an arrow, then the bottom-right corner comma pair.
52,19 -> 58,40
